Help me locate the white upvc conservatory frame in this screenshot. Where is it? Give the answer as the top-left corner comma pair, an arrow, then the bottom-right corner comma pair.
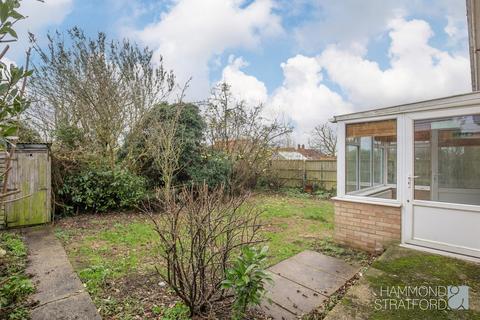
332,91 -> 480,258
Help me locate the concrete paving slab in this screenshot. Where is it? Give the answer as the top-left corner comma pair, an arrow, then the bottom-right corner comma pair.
259,300 -> 297,320
292,250 -> 359,280
23,227 -> 101,320
31,292 -> 101,320
261,251 -> 361,320
264,272 -> 328,315
269,258 -> 347,296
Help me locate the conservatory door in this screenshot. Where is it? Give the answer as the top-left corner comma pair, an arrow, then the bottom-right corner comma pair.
404,109 -> 480,258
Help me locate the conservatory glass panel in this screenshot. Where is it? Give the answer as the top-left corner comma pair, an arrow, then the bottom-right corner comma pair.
346,144 -> 358,192
345,120 -> 397,199
414,114 -> 480,205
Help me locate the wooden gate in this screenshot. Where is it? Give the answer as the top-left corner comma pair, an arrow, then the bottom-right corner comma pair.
2,143 -> 51,228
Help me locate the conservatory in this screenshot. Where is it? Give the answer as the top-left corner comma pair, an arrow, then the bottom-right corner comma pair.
332,92 -> 480,259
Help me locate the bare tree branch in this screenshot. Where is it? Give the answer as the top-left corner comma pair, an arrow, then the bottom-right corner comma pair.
310,122 -> 337,156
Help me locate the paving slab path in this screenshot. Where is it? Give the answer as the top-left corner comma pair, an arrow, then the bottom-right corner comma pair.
260,250 -> 360,319
23,227 -> 101,320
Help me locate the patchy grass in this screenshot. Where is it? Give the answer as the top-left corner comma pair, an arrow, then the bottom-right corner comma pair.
56,192 -> 335,319
0,232 -> 36,320
255,193 -> 334,265
325,246 -> 480,320
57,215 -> 160,281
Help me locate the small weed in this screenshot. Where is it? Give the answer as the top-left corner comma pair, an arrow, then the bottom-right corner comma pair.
152,305 -> 162,315
2,234 -> 26,258
7,307 -> 30,320
161,302 -> 190,320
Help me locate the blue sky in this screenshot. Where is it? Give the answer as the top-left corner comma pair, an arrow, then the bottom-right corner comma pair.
13,0 -> 473,143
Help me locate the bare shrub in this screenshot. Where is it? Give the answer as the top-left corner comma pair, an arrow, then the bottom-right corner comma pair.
204,83 -> 292,192
258,163 -> 287,191
144,184 -> 263,316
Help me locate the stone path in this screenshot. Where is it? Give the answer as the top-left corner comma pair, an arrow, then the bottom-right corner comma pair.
23,227 -> 101,320
260,250 -> 360,319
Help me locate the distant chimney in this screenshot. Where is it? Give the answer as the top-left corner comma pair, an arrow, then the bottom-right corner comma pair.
297,144 -> 300,149
301,144 -> 305,149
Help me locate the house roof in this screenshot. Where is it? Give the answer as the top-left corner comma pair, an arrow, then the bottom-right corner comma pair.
276,151 -> 307,160
330,91 -> 480,123
276,147 -> 334,160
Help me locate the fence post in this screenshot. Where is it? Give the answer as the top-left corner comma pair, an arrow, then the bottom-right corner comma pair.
303,159 -> 306,188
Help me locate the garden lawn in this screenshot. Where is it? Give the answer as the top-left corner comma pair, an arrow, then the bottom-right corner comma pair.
55,191 -> 335,319
325,246 -> 480,320
254,192 -> 335,265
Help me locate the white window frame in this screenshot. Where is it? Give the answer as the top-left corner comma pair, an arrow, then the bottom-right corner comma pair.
334,115 -> 403,207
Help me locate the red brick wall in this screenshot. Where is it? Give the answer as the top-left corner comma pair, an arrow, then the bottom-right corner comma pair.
334,200 -> 401,252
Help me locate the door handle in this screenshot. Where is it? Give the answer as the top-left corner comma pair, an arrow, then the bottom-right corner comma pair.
407,176 -> 419,188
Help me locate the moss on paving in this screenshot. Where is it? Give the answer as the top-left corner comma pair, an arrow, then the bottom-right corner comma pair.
326,246 -> 480,320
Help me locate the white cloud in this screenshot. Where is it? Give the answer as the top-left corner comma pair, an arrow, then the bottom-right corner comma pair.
293,0 -> 404,52
293,0 -> 468,53
318,18 -> 471,108
230,17 -> 471,144
8,0 -> 73,61
267,55 -> 352,143
131,0 -> 282,99
220,55 -> 268,106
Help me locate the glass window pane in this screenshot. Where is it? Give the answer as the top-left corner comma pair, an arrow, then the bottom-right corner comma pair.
387,143 -> 397,184
373,139 -> 384,185
345,120 -> 397,199
414,114 -> 480,205
360,137 -> 372,189
346,144 -> 358,192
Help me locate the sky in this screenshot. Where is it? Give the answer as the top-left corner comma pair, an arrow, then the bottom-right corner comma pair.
10,0 -> 473,144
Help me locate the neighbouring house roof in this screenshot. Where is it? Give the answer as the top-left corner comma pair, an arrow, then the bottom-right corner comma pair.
275,151 -> 307,160
213,139 -> 252,152
330,91 -> 480,123
274,145 -> 335,160
297,148 -> 326,160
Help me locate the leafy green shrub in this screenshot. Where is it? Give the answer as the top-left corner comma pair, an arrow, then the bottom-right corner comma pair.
53,123 -> 86,151
121,103 -> 205,187
59,167 -> 146,213
188,151 -> 231,188
222,246 -> 272,320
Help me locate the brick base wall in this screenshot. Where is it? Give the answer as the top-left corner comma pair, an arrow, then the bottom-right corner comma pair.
334,200 -> 401,252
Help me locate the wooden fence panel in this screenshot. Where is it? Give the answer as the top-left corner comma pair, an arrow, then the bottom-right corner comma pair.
270,159 -> 337,190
